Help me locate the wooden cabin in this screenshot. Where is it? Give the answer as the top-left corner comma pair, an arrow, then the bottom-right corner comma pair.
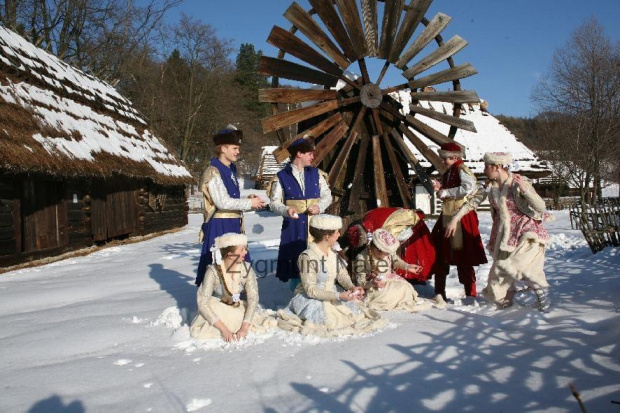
0,27 -> 192,269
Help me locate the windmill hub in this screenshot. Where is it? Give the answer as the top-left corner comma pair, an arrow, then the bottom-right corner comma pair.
360,83 -> 383,109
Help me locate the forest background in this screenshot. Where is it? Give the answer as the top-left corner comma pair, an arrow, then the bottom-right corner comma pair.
0,0 -> 617,204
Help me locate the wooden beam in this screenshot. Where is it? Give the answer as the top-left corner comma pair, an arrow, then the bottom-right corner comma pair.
407,63 -> 477,89
395,12 -> 452,69
309,0 -> 359,61
379,0 -> 404,59
409,104 -> 477,132
410,90 -> 481,104
361,0 -> 378,57
390,128 -> 437,194
403,35 -> 468,79
372,135 -> 389,207
405,114 -> 452,146
258,56 -> 339,87
327,106 -> 367,186
262,100 -> 339,133
383,134 -> 412,207
313,121 -> 350,165
284,2 -> 350,69
267,25 -> 342,76
335,0 -> 367,57
347,134 -> 370,214
389,0 -> 432,63
272,112 -> 343,163
258,88 -> 339,104
397,123 -> 446,173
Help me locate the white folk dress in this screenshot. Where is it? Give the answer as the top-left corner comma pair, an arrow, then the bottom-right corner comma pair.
277,243 -> 387,337
353,249 -> 424,312
190,262 -> 276,339
457,175 -> 552,303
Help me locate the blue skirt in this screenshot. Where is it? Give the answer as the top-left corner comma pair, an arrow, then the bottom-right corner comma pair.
276,214 -> 309,282
195,218 -> 250,286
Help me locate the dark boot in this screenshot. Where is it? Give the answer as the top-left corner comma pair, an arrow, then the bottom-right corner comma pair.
534,288 -> 551,313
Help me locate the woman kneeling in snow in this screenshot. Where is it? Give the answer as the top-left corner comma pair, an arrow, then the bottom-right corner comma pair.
353,229 -> 428,312
190,233 -> 276,341
277,214 -> 387,337
445,152 -> 553,312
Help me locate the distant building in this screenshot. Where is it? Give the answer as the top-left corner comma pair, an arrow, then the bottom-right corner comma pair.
0,27 -> 192,269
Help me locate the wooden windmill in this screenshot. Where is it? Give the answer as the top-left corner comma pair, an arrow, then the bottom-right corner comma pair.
259,0 -> 479,222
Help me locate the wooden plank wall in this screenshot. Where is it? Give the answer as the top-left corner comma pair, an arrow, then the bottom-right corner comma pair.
141,184 -> 188,235
0,177 -> 17,257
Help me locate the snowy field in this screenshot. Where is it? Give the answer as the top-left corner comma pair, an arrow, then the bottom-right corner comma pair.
1,195 -> 619,413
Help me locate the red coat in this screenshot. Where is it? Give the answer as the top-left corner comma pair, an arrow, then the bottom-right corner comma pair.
431,161 -> 487,268
362,208 -> 436,282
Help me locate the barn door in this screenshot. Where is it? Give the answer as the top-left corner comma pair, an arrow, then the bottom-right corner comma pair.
91,180 -> 138,241
21,178 -> 67,252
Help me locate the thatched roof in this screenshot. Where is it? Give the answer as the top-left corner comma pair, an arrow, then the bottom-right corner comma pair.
392,91 -> 552,178
0,27 -> 191,185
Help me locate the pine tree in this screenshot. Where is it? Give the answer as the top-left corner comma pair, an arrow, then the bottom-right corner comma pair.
234,43 -> 270,117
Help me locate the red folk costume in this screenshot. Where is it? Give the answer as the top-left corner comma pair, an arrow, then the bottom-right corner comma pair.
350,207 -> 436,283
431,149 -> 487,299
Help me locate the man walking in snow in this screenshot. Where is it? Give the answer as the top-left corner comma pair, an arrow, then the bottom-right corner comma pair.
431,142 -> 487,302
268,136 -> 332,291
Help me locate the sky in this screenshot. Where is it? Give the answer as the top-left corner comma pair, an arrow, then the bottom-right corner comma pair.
161,0 -> 620,118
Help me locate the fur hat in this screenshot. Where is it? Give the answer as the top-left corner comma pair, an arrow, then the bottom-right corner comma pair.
372,228 -> 400,254
213,124 -> 243,146
310,214 -> 343,231
289,136 -> 315,157
484,152 -> 513,166
214,233 -> 247,249
438,142 -> 463,158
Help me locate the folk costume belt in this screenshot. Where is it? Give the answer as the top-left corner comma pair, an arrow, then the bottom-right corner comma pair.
213,211 -> 243,219
285,198 -> 320,214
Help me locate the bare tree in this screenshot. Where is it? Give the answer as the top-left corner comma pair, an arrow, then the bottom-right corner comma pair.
0,0 -> 182,83
533,18 -> 620,206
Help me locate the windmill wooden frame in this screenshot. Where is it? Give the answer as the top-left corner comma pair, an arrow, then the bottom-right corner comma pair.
259,0 -> 479,223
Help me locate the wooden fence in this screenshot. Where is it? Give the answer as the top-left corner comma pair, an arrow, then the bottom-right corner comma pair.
569,198 -> 619,253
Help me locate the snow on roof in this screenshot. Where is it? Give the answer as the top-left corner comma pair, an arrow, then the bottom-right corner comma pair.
0,27 -> 191,184
392,90 -> 551,176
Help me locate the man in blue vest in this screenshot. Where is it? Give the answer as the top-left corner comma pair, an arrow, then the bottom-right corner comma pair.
269,137 -> 333,291
195,125 -> 266,286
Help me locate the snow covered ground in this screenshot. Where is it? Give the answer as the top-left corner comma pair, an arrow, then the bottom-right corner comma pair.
1,195 -> 619,413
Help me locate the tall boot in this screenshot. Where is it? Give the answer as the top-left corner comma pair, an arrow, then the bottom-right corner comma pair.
534,288 -> 551,313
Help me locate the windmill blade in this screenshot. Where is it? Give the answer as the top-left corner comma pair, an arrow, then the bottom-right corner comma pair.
258,88 -> 339,104
262,100 -> 339,133
284,2 -> 350,69
360,0 -> 378,57
403,35 -> 468,79
334,0 -> 367,57
309,0 -> 359,61
405,114 -> 453,146
273,112 -> 343,163
347,134 -> 371,213
312,121 -> 349,165
379,0 -> 404,59
383,134 -> 413,207
390,129 -> 435,194
397,124 -> 446,173
395,13 -> 452,69
259,56 -> 339,87
267,26 -> 343,76
327,106 -> 367,186
409,104 -> 477,132
389,0 -> 432,63
407,63 -> 477,89
411,90 -> 480,103
371,135 -> 389,206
